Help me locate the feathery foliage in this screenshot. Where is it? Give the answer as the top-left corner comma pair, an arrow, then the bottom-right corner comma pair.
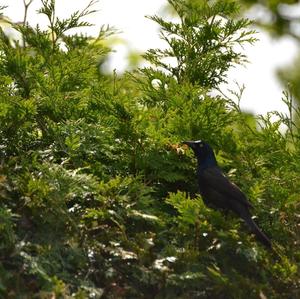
0,0 -> 299,298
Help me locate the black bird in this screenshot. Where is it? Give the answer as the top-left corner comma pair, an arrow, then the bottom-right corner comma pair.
183,140 -> 271,248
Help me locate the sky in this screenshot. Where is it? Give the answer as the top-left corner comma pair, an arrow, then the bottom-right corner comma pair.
1,0 -> 298,115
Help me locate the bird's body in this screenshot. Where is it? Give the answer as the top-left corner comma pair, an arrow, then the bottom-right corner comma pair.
183,140 -> 271,248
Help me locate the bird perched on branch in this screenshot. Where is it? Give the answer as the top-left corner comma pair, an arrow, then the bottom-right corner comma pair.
182,140 -> 271,248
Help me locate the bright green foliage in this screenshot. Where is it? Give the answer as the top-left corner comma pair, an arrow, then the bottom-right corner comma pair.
145,0 -> 256,87
0,1 -> 299,298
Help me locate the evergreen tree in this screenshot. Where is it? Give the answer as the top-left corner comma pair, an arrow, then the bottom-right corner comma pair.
0,1 -> 299,298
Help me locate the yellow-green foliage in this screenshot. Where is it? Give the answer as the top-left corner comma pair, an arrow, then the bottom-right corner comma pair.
0,1 -> 299,298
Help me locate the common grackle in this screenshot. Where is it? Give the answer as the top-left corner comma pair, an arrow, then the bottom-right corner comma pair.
183,140 -> 271,248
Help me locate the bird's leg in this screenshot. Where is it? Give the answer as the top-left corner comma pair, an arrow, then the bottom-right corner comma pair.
194,218 -> 201,249
223,209 -> 230,219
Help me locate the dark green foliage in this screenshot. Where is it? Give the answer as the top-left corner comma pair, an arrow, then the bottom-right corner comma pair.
0,0 -> 299,298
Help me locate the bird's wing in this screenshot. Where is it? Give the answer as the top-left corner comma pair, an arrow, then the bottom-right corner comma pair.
200,166 -> 252,208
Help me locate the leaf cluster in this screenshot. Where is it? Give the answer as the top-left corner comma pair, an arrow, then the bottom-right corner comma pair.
144,0 -> 256,87
0,0 -> 299,298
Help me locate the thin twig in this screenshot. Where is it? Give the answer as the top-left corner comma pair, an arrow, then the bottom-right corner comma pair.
22,0 -> 34,47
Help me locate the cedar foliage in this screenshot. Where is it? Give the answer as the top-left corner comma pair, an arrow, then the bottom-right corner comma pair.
0,0 -> 299,298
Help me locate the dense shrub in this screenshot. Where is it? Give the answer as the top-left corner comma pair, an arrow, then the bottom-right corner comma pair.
0,0 -> 299,298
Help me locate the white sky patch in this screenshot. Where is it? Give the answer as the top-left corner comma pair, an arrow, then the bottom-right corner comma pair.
224,34 -> 298,115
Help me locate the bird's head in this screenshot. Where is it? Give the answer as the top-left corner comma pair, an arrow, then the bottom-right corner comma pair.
182,140 -> 216,166
182,140 -> 210,154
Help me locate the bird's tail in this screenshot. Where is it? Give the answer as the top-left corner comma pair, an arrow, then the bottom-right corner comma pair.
243,215 -> 272,248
